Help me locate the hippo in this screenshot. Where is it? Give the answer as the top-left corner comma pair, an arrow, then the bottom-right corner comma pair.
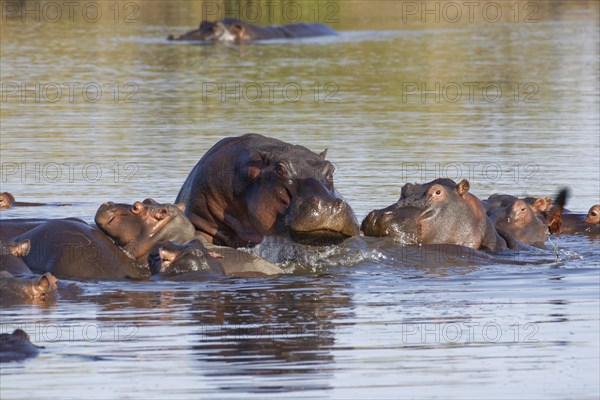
559,205 -> 600,235
0,192 -> 70,209
0,271 -> 58,304
175,134 -> 359,248
362,179 -> 513,251
484,189 -> 568,246
1,239 -> 33,274
14,199 -> 194,280
167,18 -> 336,43
149,238 -> 285,278
0,217 -> 86,242
95,199 -> 196,263
0,329 -> 41,362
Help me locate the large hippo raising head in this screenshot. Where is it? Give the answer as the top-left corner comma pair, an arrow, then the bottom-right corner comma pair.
363,179 -> 511,251
176,134 -> 359,247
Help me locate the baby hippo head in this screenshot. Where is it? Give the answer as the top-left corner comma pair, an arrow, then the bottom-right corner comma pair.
149,239 -> 224,276
95,199 -> 196,260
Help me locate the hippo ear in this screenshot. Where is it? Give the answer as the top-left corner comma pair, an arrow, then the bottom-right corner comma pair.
531,197 -> 551,214
143,198 -> 158,205
38,275 -> 50,292
10,240 -> 30,257
456,179 -> 470,197
159,248 -> 178,266
230,23 -> 245,35
319,149 -> 328,160
175,203 -> 186,213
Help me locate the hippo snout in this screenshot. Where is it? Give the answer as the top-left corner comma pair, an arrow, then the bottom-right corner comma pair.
285,195 -> 359,245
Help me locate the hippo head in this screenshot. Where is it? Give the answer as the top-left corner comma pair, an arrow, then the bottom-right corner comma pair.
585,205 -> 600,225
23,273 -> 58,301
487,198 -> 548,244
148,239 -> 224,276
167,20 -> 237,42
0,192 -> 15,209
241,146 -> 359,246
95,199 -> 196,261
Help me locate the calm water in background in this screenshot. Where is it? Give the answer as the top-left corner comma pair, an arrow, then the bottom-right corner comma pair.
0,1 -> 599,398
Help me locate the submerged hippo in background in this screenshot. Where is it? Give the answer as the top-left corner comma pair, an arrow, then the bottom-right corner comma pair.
0,192 -> 71,209
176,133 -> 359,248
484,190 -> 568,246
14,199 -> 194,280
149,239 -> 284,278
0,329 -> 41,363
1,239 -> 32,274
559,204 -> 600,235
362,179 -> 515,251
168,18 -> 336,42
0,271 -> 58,304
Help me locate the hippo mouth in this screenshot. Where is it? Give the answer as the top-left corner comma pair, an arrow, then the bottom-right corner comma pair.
289,229 -> 353,246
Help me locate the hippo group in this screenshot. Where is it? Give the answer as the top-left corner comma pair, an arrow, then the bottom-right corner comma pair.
1,133 -> 598,306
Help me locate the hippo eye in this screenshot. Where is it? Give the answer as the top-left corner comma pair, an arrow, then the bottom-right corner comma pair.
435,190 -> 441,195
592,211 -> 598,217
275,163 -> 286,176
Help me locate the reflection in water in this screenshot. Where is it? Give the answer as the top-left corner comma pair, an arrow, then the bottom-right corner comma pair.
1,0 -> 599,398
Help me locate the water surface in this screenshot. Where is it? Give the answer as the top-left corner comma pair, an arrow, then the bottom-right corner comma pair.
1,1 -> 599,398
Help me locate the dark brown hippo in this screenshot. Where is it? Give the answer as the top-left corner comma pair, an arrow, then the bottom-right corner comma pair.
167,18 -> 336,42
559,205 -> 600,235
362,179 -> 513,251
14,200 -> 195,280
1,239 -> 32,274
175,134 -> 359,248
0,271 -> 58,304
149,238 -> 285,278
0,192 -> 70,209
0,329 -> 41,362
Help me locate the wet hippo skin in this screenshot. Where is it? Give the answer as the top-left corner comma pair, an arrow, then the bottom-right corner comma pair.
176,133 -> 359,248
14,200 -> 195,280
559,205 -> 600,235
363,179 -> 512,251
0,239 -> 33,274
0,329 -> 42,363
168,18 -> 336,42
0,271 -> 58,304
149,238 -> 285,278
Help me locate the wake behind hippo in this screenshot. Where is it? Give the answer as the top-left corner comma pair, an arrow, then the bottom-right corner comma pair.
176,134 -> 359,248
167,18 -> 336,43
